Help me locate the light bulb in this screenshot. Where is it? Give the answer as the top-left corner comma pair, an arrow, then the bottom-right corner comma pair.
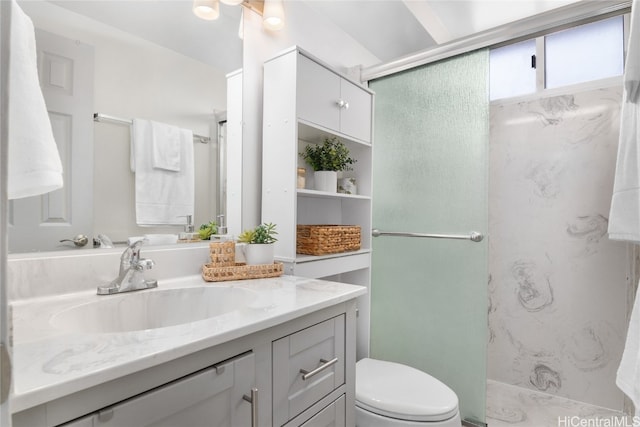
193,0 -> 220,20
263,0 -> 285,31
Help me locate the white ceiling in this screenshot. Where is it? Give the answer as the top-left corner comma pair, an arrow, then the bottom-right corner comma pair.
24,0 -> 582,74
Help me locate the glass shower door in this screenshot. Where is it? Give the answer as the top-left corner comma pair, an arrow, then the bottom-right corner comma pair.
369,50 -> 489,424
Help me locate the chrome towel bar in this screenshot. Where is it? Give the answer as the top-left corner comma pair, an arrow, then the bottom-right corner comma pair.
93,113 -> 211,144
372,229 -> 484,243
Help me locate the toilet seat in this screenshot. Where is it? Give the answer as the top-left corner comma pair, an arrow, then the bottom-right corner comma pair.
356,358 -> 459,423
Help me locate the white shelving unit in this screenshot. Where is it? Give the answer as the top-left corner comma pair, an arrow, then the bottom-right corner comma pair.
262,46 -> 373,359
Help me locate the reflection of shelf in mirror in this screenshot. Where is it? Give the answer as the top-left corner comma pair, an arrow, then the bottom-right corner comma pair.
297,189 -> 371,200
295,249 -> 372,264
298,120 -> 372,148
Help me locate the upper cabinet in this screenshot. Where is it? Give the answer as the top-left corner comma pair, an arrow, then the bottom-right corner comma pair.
297,54 -> 372,143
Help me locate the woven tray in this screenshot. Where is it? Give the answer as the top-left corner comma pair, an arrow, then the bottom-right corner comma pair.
296,224 -> 361,255
202,262 -> 284,282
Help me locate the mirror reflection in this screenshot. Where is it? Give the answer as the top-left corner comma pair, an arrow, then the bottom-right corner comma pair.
9,0 -> 242,253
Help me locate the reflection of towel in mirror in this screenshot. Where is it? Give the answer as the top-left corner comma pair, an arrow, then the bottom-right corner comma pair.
7,0 -> 63,200
151,121 -> 181,172
130,119 -> 194,225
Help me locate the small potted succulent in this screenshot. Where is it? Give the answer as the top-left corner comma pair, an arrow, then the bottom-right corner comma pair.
300,136 -> 356,192
237,222 -> 278,265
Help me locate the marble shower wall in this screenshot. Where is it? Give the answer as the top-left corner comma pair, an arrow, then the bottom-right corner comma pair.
488,87 -> 631,411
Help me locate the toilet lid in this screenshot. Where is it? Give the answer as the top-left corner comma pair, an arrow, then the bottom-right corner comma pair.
355,358 -> 459,422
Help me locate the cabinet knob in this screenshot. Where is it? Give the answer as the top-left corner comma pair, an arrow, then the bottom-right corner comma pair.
336,99 -> 349,110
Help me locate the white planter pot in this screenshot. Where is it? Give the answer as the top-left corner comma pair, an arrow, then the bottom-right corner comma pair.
314,171 -> 338,193
242,243 -> 275,265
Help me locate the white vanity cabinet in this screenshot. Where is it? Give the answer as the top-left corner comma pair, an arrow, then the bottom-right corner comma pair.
12,296 -> 358,427
262,46 -> 373,359
60,352 -> 256,427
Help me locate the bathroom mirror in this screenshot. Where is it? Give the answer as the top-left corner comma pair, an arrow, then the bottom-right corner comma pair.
8,0 -> 243,253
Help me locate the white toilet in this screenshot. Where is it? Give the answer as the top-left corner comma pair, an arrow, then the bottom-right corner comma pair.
355,358 -> 462,427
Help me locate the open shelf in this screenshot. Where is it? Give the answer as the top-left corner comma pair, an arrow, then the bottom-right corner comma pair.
298,120 -> 372,149
294,248 -> 371,264
297,189 -> 371,200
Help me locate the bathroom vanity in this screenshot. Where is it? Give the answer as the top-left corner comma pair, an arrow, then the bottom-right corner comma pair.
8,251 -> 365,427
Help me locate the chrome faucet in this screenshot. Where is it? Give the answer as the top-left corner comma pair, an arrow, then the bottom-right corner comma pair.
97,240 -> 158,295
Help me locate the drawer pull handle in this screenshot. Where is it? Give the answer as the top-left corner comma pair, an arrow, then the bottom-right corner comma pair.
243,388 -> 258,427
300,357 -> 339,381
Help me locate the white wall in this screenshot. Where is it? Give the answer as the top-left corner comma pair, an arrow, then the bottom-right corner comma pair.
20,1 -> 227,243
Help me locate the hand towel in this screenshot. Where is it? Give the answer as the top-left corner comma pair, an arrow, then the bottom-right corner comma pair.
131,118 -> 194,226
617,283 -> 640,416
610,0 -> 640,241
7,0 -> 63,199
151,121 -> 181,172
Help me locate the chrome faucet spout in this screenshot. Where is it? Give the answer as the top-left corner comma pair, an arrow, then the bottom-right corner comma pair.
97,240 -> 158,295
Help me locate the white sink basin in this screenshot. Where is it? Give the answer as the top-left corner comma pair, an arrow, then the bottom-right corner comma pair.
50,286 -> 257,334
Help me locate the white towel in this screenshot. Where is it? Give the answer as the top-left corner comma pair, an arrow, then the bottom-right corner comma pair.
612,0 -> 640,413
610,0 -> 640,241
131,119 -> 194,226
617,283 -> 640,416
151,121 -> 181,172
7,0 -> 63,200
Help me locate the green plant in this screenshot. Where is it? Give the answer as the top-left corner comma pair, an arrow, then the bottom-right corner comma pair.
238,223 -> 278,244
198,221 -> 218,240
300,137 -> 356,172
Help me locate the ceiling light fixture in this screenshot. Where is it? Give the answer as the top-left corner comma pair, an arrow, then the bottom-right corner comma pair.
221,0 -> 244,5
193,0 -> 220,20
263,0 -> 285,31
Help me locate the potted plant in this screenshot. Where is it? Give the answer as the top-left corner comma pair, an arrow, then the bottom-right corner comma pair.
237,223 -> 278,265
300,136 -> 356,192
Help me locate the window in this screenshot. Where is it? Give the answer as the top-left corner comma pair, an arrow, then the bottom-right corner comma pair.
545,16 -> 624,89
490,15 -> 625,101
490,39 -> 536,100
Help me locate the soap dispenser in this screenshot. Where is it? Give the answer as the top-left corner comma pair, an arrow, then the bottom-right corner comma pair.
217,214 -> 227,235
178,214 -> 201,242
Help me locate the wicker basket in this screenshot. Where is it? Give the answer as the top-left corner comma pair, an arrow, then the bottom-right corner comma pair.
209,241 -> 236,266
202,262 -> 284,282
296,225 -> 361,255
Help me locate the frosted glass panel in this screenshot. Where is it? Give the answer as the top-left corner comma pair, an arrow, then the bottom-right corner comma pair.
369,50 -> 488,424
546,16 -> 623,88
490,39 -> 536,100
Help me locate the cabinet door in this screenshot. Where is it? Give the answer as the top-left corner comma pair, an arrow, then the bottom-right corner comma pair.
297,54 -> 341,132
339,79 -> 372,142
60,352 -> 255,427
273,316 -> 345,426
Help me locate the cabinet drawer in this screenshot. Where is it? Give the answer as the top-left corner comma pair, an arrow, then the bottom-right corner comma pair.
273,315 -> 346,426
290,395 -> 346,427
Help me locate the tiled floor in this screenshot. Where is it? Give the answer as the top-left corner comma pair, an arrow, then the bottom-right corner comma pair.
486,380 -> 629,427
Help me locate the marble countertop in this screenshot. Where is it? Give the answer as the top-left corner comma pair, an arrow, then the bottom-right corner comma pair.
10,275 -> 366,413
